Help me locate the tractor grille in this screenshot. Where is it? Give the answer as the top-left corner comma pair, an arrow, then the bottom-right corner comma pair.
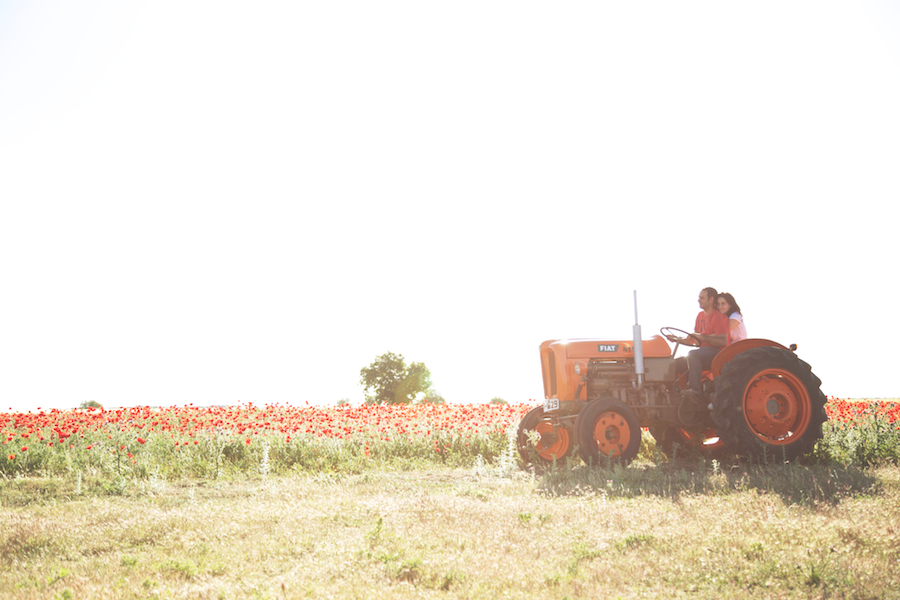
547,350 -> 557,397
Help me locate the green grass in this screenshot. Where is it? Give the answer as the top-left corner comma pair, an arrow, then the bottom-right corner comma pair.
2,402 -> 899,598
1,463 -> 899,599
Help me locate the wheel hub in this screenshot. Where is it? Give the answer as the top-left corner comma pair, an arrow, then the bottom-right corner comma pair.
534,421 -> 569,460
592,411 -> 631,457
540,431 -> 559,445
743,370 -> 811,443
605,426 -> 620,443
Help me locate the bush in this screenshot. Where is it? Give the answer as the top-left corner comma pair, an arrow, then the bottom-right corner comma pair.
812,404 -> 900,465
419,391 -> 446,404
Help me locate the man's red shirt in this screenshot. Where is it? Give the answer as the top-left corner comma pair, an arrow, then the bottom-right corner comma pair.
695,310 -> 728,347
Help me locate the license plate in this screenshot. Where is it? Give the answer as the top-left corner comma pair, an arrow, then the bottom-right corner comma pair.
543,398 -> 559,412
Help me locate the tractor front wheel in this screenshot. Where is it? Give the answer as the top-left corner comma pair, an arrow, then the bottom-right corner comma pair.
516,406 -> 573,467
711,347 -> 827,461
575,398 -> 641,466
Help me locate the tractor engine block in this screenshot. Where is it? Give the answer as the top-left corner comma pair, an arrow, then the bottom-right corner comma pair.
585,357 -> 678,425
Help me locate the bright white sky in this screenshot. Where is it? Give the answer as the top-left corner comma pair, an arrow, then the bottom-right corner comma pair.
2,1 -> 899,411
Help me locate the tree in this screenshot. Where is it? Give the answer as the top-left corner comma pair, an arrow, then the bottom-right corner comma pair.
489,397 -> 507,405
360,352 -> 433,404
79,400 -> 103,410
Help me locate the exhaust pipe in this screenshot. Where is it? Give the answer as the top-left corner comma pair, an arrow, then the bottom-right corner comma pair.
633,290 -> 645,390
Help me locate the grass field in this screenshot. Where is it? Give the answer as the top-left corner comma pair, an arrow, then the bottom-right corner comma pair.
2,399 -> 899,599
2,461 -> 899,599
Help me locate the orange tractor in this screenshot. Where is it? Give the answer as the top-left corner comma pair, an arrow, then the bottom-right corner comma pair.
518,294 -> 827,465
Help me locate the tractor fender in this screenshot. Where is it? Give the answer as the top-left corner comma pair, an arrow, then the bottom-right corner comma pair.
710,338 -> 791,378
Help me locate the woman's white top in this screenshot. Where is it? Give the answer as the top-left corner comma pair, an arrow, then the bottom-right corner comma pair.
728,312 -> 748,344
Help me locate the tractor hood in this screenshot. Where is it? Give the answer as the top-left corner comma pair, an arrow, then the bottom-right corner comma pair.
546,336 -> 671,360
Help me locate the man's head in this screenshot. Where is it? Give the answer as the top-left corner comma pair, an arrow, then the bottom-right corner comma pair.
698,287 -> 718,312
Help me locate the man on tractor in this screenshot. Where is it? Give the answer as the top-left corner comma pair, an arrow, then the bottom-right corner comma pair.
664,287 -> 729,407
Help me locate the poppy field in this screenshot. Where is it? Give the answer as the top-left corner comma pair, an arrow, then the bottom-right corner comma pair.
0,402 -> 533,480
823,396 -> 900,426
814,397 -> 900,466
1,397 -> 898,481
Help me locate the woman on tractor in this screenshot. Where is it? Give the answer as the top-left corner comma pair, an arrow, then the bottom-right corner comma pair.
717,292 -> 748,345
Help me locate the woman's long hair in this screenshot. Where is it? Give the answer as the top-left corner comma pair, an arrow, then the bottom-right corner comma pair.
718,292 -> 742,316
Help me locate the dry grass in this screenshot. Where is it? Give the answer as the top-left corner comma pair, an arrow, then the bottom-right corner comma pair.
2,464 -> 899,599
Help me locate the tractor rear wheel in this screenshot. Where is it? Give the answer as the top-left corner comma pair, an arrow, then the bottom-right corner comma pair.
711,347 -> 827,461
575,398 -> 641,466
516,406 -> 573,467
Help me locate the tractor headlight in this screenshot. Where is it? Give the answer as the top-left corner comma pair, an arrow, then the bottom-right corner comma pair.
574,362 -> 586,376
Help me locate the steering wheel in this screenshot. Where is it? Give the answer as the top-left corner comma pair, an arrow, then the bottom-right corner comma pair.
660,327 -> 700,347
